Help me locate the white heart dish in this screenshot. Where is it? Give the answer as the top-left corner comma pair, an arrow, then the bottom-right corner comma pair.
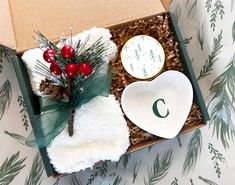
121,70 -> 193,139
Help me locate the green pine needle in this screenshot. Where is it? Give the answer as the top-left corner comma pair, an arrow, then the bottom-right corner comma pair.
70,173 -> 82,185
198,176 -> 218,185
171,177 -> 179,185
0,80 -> 12,120
0,45 -> 11,73
197,24 -> 204,50
184,37 -> 192,47
186,0 -> 197,19
207,54 -> 235,149
205,0 -> 213,12
132,160 -> 142,183
0,45 -> 11,61
148,145 -> 153,153
122,154 -> 131,170
183,129 -> 202,174
112,175 -> 122,185
232,20 -> 235,43
0,62 -> 2,73
0,151 -> 26,185
145,150 -> 173,185
177,135 -> 182,147
25,153 -> 44,185
86,161 -> 108,185
115,153 -> 131,170
190,178 -> 194,185
35,32 -> 107,95
4,131 -> 27,145
174,4 -> 181,23
198,30 -> 223,80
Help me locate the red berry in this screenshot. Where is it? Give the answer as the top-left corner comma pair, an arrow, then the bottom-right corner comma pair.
78,63 -> 92,76
43,49 -> 57,63
61,45 -> 75,59
65,63 -> 79,77
50,63 -> 61,75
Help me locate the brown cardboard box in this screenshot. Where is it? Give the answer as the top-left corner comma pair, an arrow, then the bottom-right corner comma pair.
0,0 -> 165,53
0,0 -> 209,176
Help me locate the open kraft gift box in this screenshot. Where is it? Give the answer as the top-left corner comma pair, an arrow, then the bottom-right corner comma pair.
0,0 -> 209,177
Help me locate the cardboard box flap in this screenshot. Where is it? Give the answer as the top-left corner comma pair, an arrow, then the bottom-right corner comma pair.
0,0 -> 16,50
0,0 -> 165,53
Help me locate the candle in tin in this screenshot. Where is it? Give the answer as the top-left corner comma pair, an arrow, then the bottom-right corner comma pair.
121,35 -> 165,79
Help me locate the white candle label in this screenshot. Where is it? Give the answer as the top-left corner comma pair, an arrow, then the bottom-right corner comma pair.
121,35 -> 165,79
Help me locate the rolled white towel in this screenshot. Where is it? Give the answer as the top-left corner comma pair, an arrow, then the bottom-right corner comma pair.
47,95 -> 130,173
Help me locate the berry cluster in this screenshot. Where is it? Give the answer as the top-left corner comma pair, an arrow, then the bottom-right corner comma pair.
43,45 -> 92,78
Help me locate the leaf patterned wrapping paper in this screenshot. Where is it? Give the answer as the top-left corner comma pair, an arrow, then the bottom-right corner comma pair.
0,0 -> 235,184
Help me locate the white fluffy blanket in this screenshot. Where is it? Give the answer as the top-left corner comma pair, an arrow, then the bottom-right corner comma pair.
21,28 -> 130,173
47,95 -> 129,173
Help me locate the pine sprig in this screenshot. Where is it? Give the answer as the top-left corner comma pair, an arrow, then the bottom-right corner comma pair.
198,176 -> 218,185
198,30 -> 223,80
207,54 -> 235,149
35,32 -> 107,90
0,45 -> 11,60
25,153 -> 44,185
208,143 -> 226,178
0,45 -> 11,73
144,150 -> 173,185
35,31 -> 60,53
4,130 -> 27,145
205,0 -> 213,12
17,95 -> 29,131
210,0 -> 225,31
35,60 -> 65,86
183,129 -> 202,174
215,0 -> 225,19
86,161 -> 108,185
35,31 -> 109,137
0,151 -> 26,185
0,80 -> 12,120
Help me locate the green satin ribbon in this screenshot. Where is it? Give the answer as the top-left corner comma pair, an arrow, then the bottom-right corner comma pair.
26,70 -> 113,148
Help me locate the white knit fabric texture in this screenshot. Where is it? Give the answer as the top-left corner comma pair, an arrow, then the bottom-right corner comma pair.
21,27 -> 130,173
47,95 -> 130,173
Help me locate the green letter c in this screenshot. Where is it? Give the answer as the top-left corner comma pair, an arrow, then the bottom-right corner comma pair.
152,99 -> 169,118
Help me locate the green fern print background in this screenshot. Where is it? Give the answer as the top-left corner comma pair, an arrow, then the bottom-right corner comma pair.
0,0 -> 235,184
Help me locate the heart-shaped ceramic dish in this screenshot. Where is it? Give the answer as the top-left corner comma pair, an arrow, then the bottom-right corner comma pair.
121,70 -> 193,139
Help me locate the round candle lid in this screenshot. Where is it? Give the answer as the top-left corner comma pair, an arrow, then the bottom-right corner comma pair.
121,35 -> 165,79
